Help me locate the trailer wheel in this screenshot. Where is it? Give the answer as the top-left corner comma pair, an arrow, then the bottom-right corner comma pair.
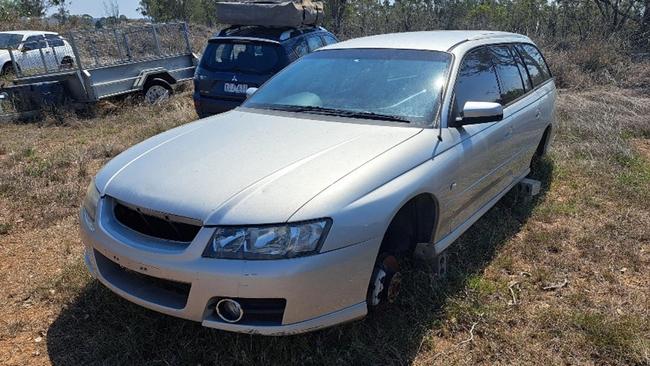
143,79 -> 173,105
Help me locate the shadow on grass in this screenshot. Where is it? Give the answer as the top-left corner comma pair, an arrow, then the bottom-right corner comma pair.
47,160 -> 553,366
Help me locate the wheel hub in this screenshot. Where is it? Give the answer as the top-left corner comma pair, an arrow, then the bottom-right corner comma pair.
145,85 -> 170,104
369,255 -> 401,306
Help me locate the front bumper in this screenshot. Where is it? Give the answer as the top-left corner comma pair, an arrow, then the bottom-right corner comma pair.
194,94 -> 243,118
80,199 -> 380,335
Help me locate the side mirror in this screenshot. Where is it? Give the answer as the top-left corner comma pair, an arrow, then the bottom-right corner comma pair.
452,101 -> 503,127
245,87 -> 258,99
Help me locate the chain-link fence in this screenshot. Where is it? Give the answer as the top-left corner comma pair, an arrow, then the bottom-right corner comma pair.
70,23 -> 191,68
9,23 -> 192,78
8,34 -> 76,77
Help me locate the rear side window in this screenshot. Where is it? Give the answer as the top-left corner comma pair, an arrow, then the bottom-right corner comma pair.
45,34 -> 64,47
306,35 -> 323,52
489,45 -> 525,105
515,44 -> 551,87
510,45 -> 532,91
452,47 -> 501,120
201,41 -> 282,74
321,34 -> 337,46
23,35 -> 47,50
288,39 -> 309,61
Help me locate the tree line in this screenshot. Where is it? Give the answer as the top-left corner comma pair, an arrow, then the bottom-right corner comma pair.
1,0 -> 647,49
138,0 -> 648,49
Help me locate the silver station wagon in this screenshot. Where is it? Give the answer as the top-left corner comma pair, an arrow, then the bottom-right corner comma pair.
80,31 -> 556,335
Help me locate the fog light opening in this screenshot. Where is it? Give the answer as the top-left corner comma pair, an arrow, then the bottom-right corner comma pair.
216,299 -> 243,323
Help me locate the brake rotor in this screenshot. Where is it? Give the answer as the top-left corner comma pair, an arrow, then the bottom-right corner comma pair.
369,254 -> 401,306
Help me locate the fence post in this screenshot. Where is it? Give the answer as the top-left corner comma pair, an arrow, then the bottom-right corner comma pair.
68,32 -> 84,72
113,29 -> 124,62
91,40 -> 100,66
8,49 -> 21,78
50,42 -> 59,69
182,22 -> 192,54
38,46 -> 48,73
151,24 -> 162,56
123,33 -> 132,61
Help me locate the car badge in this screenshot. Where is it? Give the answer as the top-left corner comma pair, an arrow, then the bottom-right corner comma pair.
232,76 -> 238,82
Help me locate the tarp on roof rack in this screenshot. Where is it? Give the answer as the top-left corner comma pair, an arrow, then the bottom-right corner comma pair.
215,0 -> 324,27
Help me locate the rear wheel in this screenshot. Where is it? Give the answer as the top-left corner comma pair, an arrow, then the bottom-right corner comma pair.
60,56 -> 74,69
143,79 -> 173,105
1,62 -> 15,78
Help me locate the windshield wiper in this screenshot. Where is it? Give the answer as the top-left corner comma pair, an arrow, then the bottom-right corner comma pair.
267,105 -> 410,123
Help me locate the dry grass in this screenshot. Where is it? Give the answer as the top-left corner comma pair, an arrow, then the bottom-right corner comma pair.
0,86 -> 648,365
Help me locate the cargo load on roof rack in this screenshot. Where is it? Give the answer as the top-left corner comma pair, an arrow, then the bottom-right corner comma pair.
215,0 -> 324,27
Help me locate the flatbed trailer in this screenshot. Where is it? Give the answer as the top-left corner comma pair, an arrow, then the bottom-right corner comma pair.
0,22 -> 198,122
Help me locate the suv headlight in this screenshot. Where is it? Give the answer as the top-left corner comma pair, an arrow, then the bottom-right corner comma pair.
203,219 -> 332,259
82,178 -> 100,223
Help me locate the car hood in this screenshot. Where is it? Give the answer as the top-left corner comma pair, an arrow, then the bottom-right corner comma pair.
96,109 -> 422,225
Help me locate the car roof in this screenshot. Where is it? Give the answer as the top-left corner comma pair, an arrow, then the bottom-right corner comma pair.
321,30 -> 531,52
0,30 -> 58,37
211,25 -> 327,43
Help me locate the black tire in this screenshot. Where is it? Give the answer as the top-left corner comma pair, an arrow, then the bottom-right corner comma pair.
60,57 -> 74,69
1,62 -> 15,77
143,78 -> 173,105
531,126 -> 551,169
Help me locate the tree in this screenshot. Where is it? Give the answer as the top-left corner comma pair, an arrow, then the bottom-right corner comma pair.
104,0 -> 120,19
592,0 -> 645,32
18,0 -> 47,17
138,0 -> 218,25
49,0 -> 69,23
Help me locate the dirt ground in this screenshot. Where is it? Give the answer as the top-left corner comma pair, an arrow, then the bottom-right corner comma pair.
0,88 -> 648,365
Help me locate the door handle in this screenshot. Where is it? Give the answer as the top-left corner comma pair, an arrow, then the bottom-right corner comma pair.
535,109 -> 541,119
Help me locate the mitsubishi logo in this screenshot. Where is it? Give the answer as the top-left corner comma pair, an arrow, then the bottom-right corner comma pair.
231,75 -> 238,82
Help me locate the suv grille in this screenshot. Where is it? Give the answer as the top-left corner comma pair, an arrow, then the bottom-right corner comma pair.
113,201 -> 201,242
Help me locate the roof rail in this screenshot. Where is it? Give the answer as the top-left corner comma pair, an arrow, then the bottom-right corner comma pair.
447,31 -> 528,51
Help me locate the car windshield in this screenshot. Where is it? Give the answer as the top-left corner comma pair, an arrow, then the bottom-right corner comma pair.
244,48 -> 452,126
201,40 -> 283,74
0,33 -> 23,49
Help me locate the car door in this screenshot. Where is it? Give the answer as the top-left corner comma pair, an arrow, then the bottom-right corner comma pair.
44,34 -> 68,69
444,46 -> 515,232
488,44 -> 536,179
510,43 -> 554,174
18,35 -> 52,73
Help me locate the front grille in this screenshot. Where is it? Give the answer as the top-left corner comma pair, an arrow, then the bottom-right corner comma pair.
94,250 -> 191,309
113,201 -> 201,242
210,297 -> 286,325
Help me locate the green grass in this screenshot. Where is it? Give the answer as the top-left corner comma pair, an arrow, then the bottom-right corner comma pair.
0,89 -> 649,365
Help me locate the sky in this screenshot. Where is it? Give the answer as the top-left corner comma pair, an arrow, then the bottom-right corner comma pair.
47,0 -> 142,19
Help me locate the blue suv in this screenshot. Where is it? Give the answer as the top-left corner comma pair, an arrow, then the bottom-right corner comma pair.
193,25 -> 338,118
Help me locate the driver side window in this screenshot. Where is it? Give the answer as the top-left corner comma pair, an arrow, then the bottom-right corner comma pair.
451,47 -> 501,122
22,35 -> 46,51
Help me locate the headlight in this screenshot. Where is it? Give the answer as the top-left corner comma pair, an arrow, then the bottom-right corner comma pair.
82,178 -> 100,223
203,219 -> 331,259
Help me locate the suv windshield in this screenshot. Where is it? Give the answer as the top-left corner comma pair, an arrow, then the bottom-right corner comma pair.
0,33 -> 23,49
244,49 -> 452,126
201,40 -> 283,74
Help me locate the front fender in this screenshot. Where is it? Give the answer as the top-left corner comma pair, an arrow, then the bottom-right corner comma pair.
290,129 -> 458,253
